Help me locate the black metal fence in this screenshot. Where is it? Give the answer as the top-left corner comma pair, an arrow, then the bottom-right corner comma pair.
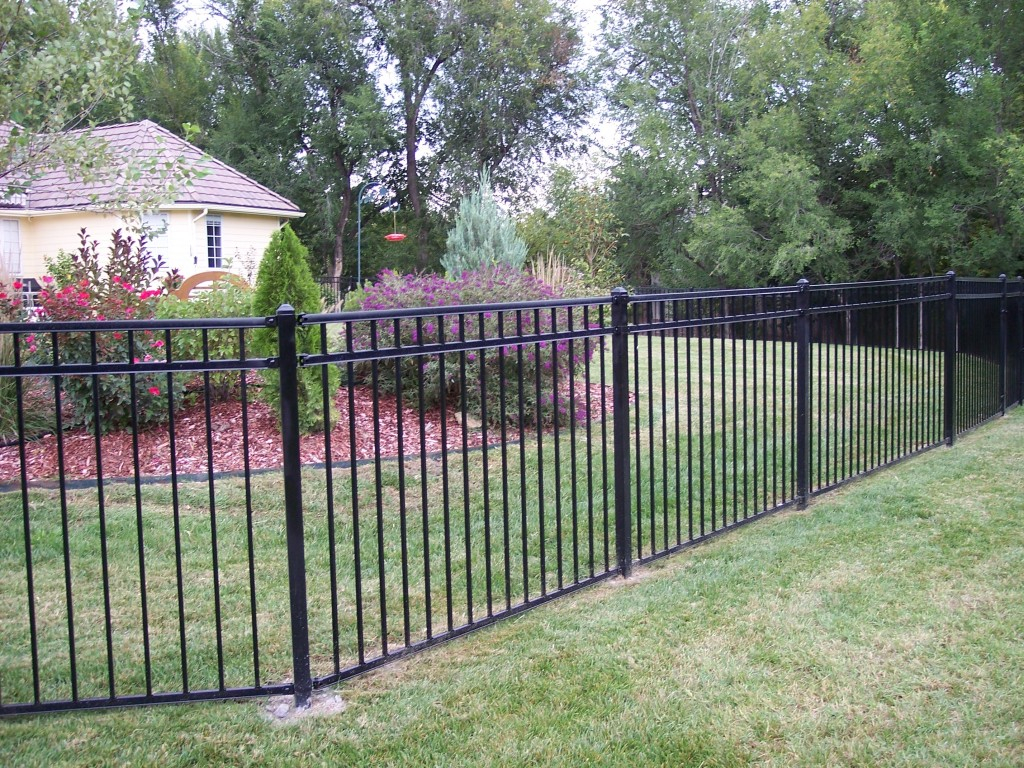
319,276 -> 357,309
0,274 -> 1021,716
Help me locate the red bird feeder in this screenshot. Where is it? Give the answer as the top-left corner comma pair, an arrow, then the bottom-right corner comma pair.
384,208 -> 406,242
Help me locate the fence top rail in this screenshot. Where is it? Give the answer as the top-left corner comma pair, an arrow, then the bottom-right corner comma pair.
0,315 -> 269,335
628,285 -> 801,302
807,276 -> 946,292
303,294 -> 613,325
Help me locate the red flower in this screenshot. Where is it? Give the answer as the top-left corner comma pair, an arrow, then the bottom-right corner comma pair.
148,386 -> 160,396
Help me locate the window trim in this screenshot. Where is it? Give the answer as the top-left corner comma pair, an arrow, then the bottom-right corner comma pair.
206,214 -> 223,269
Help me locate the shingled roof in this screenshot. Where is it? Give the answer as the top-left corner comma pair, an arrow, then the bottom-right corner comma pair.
2,120 -> 301,215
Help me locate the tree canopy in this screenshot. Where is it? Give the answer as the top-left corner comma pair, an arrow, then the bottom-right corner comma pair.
24,0 -> 1024,285
602,0 -> 1024,285
1,0 -> 137,199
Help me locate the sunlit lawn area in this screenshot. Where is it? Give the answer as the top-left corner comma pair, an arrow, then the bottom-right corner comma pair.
0,336 -> 957,706
0,402 -> 1021,765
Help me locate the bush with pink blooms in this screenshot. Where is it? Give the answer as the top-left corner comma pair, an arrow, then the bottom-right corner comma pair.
31,228 -> 180,433
348,268 -> 597,426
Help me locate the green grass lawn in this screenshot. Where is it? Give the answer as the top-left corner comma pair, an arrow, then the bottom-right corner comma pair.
0,335 -> 995,703
1,407 -> 1022,765
0,336 -> 958,707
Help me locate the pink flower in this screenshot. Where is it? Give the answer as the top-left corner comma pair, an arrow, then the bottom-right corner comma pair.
112,275 -> 121,284
148,386 -> 160,396
0,292 -> 7,300
12,281 -> 22,290
41,275 -> 53,285
114,332 -> 123,340
150,338 -> 164,349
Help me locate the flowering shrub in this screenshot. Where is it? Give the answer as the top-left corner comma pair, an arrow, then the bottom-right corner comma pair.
0,274 -> 56,442
0,277 -> 25,318
32,229 -> 177,433
348,268 -> 596,426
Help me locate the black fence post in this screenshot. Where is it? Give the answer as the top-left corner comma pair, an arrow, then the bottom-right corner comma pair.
999,274 -> 1008,416
944,272 -> 957,446
275,304 -> 313,709
795,279 -> 811,508
1018,276 -> 1024,407
611,288 -> 632,578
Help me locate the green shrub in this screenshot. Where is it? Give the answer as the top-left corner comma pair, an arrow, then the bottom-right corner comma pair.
155,282 -> 254,404
342,284 -> 367,312
251,225 -> 338,434
441,169 -> 528,277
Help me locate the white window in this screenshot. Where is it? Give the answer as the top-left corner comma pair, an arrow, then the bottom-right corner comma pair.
206,214 -> 223,268
0,219 -> 20,276
142,213 -> 170,263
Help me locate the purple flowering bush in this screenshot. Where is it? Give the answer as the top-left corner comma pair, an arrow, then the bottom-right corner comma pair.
346,268 -> 596,426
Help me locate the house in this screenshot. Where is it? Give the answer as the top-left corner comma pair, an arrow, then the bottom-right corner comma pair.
0,120 -> 303,290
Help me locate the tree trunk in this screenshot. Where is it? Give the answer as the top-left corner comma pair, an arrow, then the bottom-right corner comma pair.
332,192 -> 352,279
331,161 -> 354,279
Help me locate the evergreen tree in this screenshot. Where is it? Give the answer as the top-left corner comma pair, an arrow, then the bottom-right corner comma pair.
252,225 -> 338,433
441,169 -> 528,277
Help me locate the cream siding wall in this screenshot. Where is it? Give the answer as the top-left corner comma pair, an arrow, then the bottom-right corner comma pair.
189,213 -> 279,284
17,211 -> 126,279
10,209 -> 281,284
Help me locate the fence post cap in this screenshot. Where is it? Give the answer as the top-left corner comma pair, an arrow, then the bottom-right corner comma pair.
796,278 -> 810,289
946,270 -> 956,278
276,303 -> 296,314
611,286 -> 629,298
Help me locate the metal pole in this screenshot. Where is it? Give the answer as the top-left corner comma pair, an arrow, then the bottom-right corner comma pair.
356,181 -> 393,287
944,271 -> 957,445
795,279 -> 811,508
275,304 -> 312,709
611,287 -> 632,577
356,190 -> 362,287
999,274 -> 1008,416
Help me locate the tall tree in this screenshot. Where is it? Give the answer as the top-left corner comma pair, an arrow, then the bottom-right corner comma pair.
208,0 -> 393,277
602,0 -> 1024,284
366,0 -> 591,263
133,0 -> 220,143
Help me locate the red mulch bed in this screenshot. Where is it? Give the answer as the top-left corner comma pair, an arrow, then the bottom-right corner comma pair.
0,383 -> 618,485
